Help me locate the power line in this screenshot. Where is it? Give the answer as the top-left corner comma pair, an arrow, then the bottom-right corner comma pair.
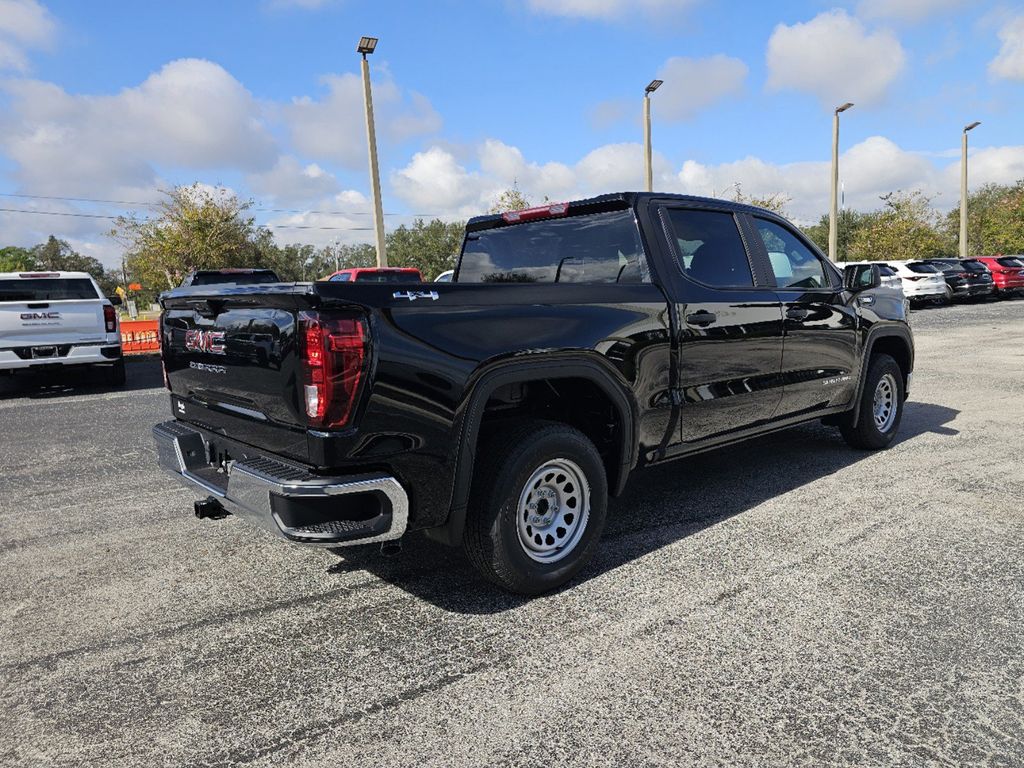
0,206 -> 377,231
0,191 -> 442,218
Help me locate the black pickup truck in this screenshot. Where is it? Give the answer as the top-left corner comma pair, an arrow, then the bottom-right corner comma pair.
154,193 -> 913,594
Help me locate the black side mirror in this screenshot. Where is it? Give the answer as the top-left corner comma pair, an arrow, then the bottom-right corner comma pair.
108,295 -> 123,306
844,263 -> 881,292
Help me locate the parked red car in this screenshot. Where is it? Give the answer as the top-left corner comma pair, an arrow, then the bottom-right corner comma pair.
974,256 -> 1024,297
323,267 -> 423,283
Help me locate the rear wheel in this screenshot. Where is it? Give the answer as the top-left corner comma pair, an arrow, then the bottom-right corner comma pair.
839,353 -> 904,450
463,419 -> 608,595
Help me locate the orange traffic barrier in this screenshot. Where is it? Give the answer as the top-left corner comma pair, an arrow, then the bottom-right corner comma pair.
120,319 -> 160,354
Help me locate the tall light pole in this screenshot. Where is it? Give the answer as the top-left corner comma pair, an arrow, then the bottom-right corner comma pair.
643,79 -> 662,193
829,102 -> 854,262
960,121 -> 981,258
358,36 -> 387,268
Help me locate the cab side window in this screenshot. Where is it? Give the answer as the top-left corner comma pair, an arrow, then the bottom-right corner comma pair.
663,208 -> 754,288
755,219 -> 829,289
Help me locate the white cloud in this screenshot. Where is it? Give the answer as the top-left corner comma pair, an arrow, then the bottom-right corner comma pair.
391,140 -> 675,217
766,10 -> 906,106
0,58 -> 276,197
989,15 -> 1024,81
262,190 -> 377,249
524,0 -> 697,19
389,135 -> 1023,227
284,70 -> 442,169
654,55 -> 748,121
857,0 -> 968,22
246,155 -> 339,204
0,0 -> 55,71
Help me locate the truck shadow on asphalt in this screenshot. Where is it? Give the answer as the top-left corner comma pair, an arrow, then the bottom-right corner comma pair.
0,357 -> 164,400
328,400 -> 960,614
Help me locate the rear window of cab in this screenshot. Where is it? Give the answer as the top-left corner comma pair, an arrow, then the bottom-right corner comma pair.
0,278 -> 99,301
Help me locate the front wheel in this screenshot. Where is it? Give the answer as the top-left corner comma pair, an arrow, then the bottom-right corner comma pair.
463,420 -> 608,595
839,353 -> 904,450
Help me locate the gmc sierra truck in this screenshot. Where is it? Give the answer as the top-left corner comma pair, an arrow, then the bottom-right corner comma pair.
153,193 -> 913,594
1,271 -> 124,384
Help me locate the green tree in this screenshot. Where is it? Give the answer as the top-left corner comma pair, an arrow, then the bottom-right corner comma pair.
940,181 -> 1024,256
0,246 -> 37,272
25,235 -> 118,295
110,184 -> 275,294
385,219 -> 466,279
731,184 -> 790,216
489,187 -> 531,214
849,191 -> 946,263
801,209 -> 869,262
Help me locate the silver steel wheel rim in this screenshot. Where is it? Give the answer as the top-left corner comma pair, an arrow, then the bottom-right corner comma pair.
516,458 -> 590,564
873,373 -> 898,432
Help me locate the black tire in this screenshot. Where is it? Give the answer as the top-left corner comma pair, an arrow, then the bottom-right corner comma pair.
107,359 -> 126,387
463,419 -> 608,595
839,353 -> 904,450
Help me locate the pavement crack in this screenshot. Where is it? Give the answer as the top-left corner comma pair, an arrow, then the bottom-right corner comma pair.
195,660 -> 497,768
0,580 -> 383,673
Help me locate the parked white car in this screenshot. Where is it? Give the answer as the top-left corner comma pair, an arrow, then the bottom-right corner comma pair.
884,261 -> 950,304
0,271 -> 125,385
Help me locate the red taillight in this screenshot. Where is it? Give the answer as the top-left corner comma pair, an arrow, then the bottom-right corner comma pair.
502,202 -> 569,223
103,304 -> 117,333
299,311 -> 367,429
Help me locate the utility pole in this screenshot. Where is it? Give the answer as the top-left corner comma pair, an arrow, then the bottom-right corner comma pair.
643,80 -> 662,193
829,102 -> 853,262
358,36 -> 387,267
960,121 -> 981,258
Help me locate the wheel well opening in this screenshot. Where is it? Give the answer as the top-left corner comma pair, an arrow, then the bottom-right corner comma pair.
478,377 -> 626,493
871,337 -> 911,391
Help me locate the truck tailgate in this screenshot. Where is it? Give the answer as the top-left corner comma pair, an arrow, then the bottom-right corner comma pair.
161,285 -> 367,463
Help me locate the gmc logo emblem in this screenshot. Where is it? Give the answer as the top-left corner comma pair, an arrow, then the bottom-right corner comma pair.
21,312 -> 61,320
184,329 -> 226,355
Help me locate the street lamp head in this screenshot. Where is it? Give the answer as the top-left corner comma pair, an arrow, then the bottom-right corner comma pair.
357,36 -> 378,55
964,121 -> 981,133
835,102 -> 854,114
645,79 -> 663,94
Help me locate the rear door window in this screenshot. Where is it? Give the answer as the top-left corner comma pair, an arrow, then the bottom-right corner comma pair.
459,210 -> 648,284
0,278 -> 99,301
663,208 -> 753,288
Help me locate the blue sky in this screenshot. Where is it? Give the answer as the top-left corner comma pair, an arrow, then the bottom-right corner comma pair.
0,0 -> 1022,265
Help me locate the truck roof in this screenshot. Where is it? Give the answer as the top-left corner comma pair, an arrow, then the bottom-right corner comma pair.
465,192 -> 788,232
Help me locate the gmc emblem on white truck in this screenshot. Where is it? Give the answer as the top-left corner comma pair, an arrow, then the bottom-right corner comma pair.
184,329 -> 226,355
21,312 -> 61,320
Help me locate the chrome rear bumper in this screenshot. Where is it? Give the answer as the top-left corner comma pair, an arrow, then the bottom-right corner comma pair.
153,420 -> 408,547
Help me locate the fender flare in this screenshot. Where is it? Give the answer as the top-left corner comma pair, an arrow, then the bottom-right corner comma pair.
850,324 -> 914,423
427,355 -> 639,547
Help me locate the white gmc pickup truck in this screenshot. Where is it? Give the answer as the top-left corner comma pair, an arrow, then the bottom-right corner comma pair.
0,271 -> 125,385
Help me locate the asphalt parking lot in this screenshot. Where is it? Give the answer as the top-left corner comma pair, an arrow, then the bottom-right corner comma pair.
2,300 -> 1022,767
